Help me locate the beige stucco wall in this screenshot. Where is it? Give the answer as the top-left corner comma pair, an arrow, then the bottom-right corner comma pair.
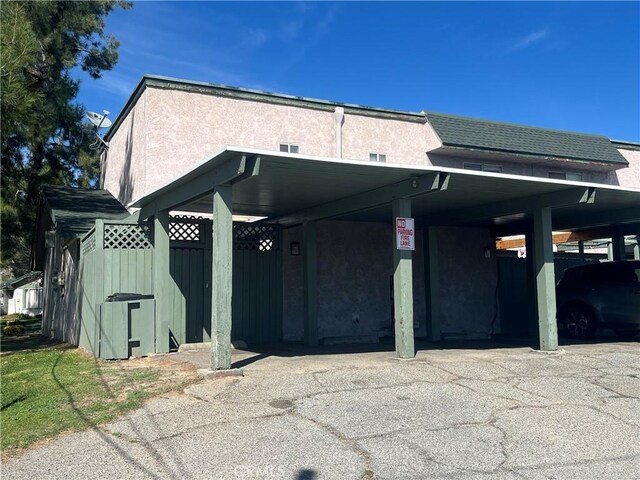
104,85 -> 638,208
105,86 -> 435,205
142,87 -> 338,201
612,148 -> 640,188
282,221 -> 496,342
341,113 -> 428,165
103,94 -> 147,206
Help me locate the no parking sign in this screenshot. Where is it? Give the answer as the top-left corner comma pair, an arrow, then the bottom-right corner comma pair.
395,217 -> 415,251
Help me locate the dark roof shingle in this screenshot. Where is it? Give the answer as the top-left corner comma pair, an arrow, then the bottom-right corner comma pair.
426,112 -> 628,166
42,185 -> 129,237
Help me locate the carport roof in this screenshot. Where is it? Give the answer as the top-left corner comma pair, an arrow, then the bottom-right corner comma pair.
132,147 -> 640,235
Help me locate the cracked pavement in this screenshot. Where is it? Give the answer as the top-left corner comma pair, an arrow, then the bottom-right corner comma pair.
3,342 -> 639,479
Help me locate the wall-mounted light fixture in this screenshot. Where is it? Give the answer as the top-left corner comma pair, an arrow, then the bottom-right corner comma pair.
290,241 -> 300,256
484,246 -> 491,259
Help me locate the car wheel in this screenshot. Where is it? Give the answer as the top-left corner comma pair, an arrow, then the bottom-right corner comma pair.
563,307 -> 597,339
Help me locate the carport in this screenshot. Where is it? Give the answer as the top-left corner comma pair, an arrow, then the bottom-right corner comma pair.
131,147 -> 640,371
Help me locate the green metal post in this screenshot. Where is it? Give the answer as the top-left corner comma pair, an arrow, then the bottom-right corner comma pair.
303,221 -> 318,346
532,207 -> 558,351
393,198 -> 415,358
423,226 -> 440,341
524,227 -> 538,337
611,231 -> 626,261
153,211 -> 171,353
211,185 -> 233,370
578,241 -> 585,261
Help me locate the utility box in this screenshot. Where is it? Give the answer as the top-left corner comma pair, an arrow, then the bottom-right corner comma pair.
99,293 -> 155,359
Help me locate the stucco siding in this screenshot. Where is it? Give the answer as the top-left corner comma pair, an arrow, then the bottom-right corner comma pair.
613,148 -> 640,188
103,94 -> 147,206
282,221 -> 493,342
341,113 -> 428,165
143,87 -> 337,199
437,227 -> 498,338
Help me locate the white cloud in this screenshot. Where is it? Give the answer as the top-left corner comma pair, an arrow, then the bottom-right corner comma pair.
508,28 -> 550,52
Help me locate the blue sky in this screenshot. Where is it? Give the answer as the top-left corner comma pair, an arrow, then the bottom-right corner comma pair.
76,1 -> 640,141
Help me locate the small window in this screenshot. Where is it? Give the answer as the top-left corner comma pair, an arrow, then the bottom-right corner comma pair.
463,162 -> 483,171
369,153 -> 386,162
482,164 -> 502,173
463,163 -> 501,173
280,143 -> 299,154
549,171 -> 583,181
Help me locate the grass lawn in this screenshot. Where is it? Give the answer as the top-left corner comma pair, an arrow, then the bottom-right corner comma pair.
1,324 -> 196,457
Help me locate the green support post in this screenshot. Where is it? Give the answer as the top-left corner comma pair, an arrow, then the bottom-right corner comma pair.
393,198 -> 415,358
533,207 -> 558,351
153,211 -> 171,353
211,185 -> 233,370
525,227 -> 538,337
423,226 -> 440,341
303,221 -> 318,347
578,241 -> 585,261
611,232 -> 626,261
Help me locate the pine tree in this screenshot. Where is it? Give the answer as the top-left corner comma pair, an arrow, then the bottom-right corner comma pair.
1,1 -> 131,275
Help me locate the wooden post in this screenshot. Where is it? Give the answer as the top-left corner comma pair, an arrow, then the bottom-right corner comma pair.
532,207 -> 558,351
211,185 -> 233,370
303,221 -> 318,346
611,232 -> 626,261
524,227 -> 539,337
153,211 -> 171,353
423,226 -> 440,341
393,198 -> 415,358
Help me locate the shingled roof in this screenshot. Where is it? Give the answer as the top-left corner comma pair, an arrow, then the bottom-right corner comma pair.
41,185 -> 129,237
425,112 -> 628,166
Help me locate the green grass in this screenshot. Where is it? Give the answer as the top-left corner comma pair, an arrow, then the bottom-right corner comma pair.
1,337 -> 192,456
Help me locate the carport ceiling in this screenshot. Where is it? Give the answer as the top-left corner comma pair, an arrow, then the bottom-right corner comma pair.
134,147 -> 640,232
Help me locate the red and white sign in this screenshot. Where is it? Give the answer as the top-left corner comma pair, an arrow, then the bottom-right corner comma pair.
395,217 -> 415,251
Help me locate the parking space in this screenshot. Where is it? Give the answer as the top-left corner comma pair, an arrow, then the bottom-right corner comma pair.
4,341 -> 639,479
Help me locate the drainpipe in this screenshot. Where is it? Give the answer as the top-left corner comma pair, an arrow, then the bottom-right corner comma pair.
334,107 -> 344,158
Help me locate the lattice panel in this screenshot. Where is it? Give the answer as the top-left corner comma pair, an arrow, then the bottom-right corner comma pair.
169,221 -> 201,241
104,224 -> 153,249
233,224 -> 279,251
81,232 -> 96,255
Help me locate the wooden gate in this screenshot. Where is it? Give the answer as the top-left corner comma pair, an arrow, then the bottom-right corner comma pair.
169,217 -> 283,346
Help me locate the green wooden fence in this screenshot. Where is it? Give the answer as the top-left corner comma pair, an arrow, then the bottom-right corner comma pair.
78,215 -> 283,356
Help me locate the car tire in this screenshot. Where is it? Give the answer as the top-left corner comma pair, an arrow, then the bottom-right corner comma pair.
563,306 -> 597,339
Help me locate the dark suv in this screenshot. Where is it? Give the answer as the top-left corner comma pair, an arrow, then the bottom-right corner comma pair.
556,260 -> 640,339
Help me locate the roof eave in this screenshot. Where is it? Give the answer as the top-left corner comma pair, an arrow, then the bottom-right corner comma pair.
433,144 -> 629,168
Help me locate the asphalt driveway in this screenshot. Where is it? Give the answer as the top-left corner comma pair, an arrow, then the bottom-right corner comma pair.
3,341 -> 639,479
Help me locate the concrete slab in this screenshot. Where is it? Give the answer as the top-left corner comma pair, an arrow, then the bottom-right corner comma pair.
3,342 -> 640,479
